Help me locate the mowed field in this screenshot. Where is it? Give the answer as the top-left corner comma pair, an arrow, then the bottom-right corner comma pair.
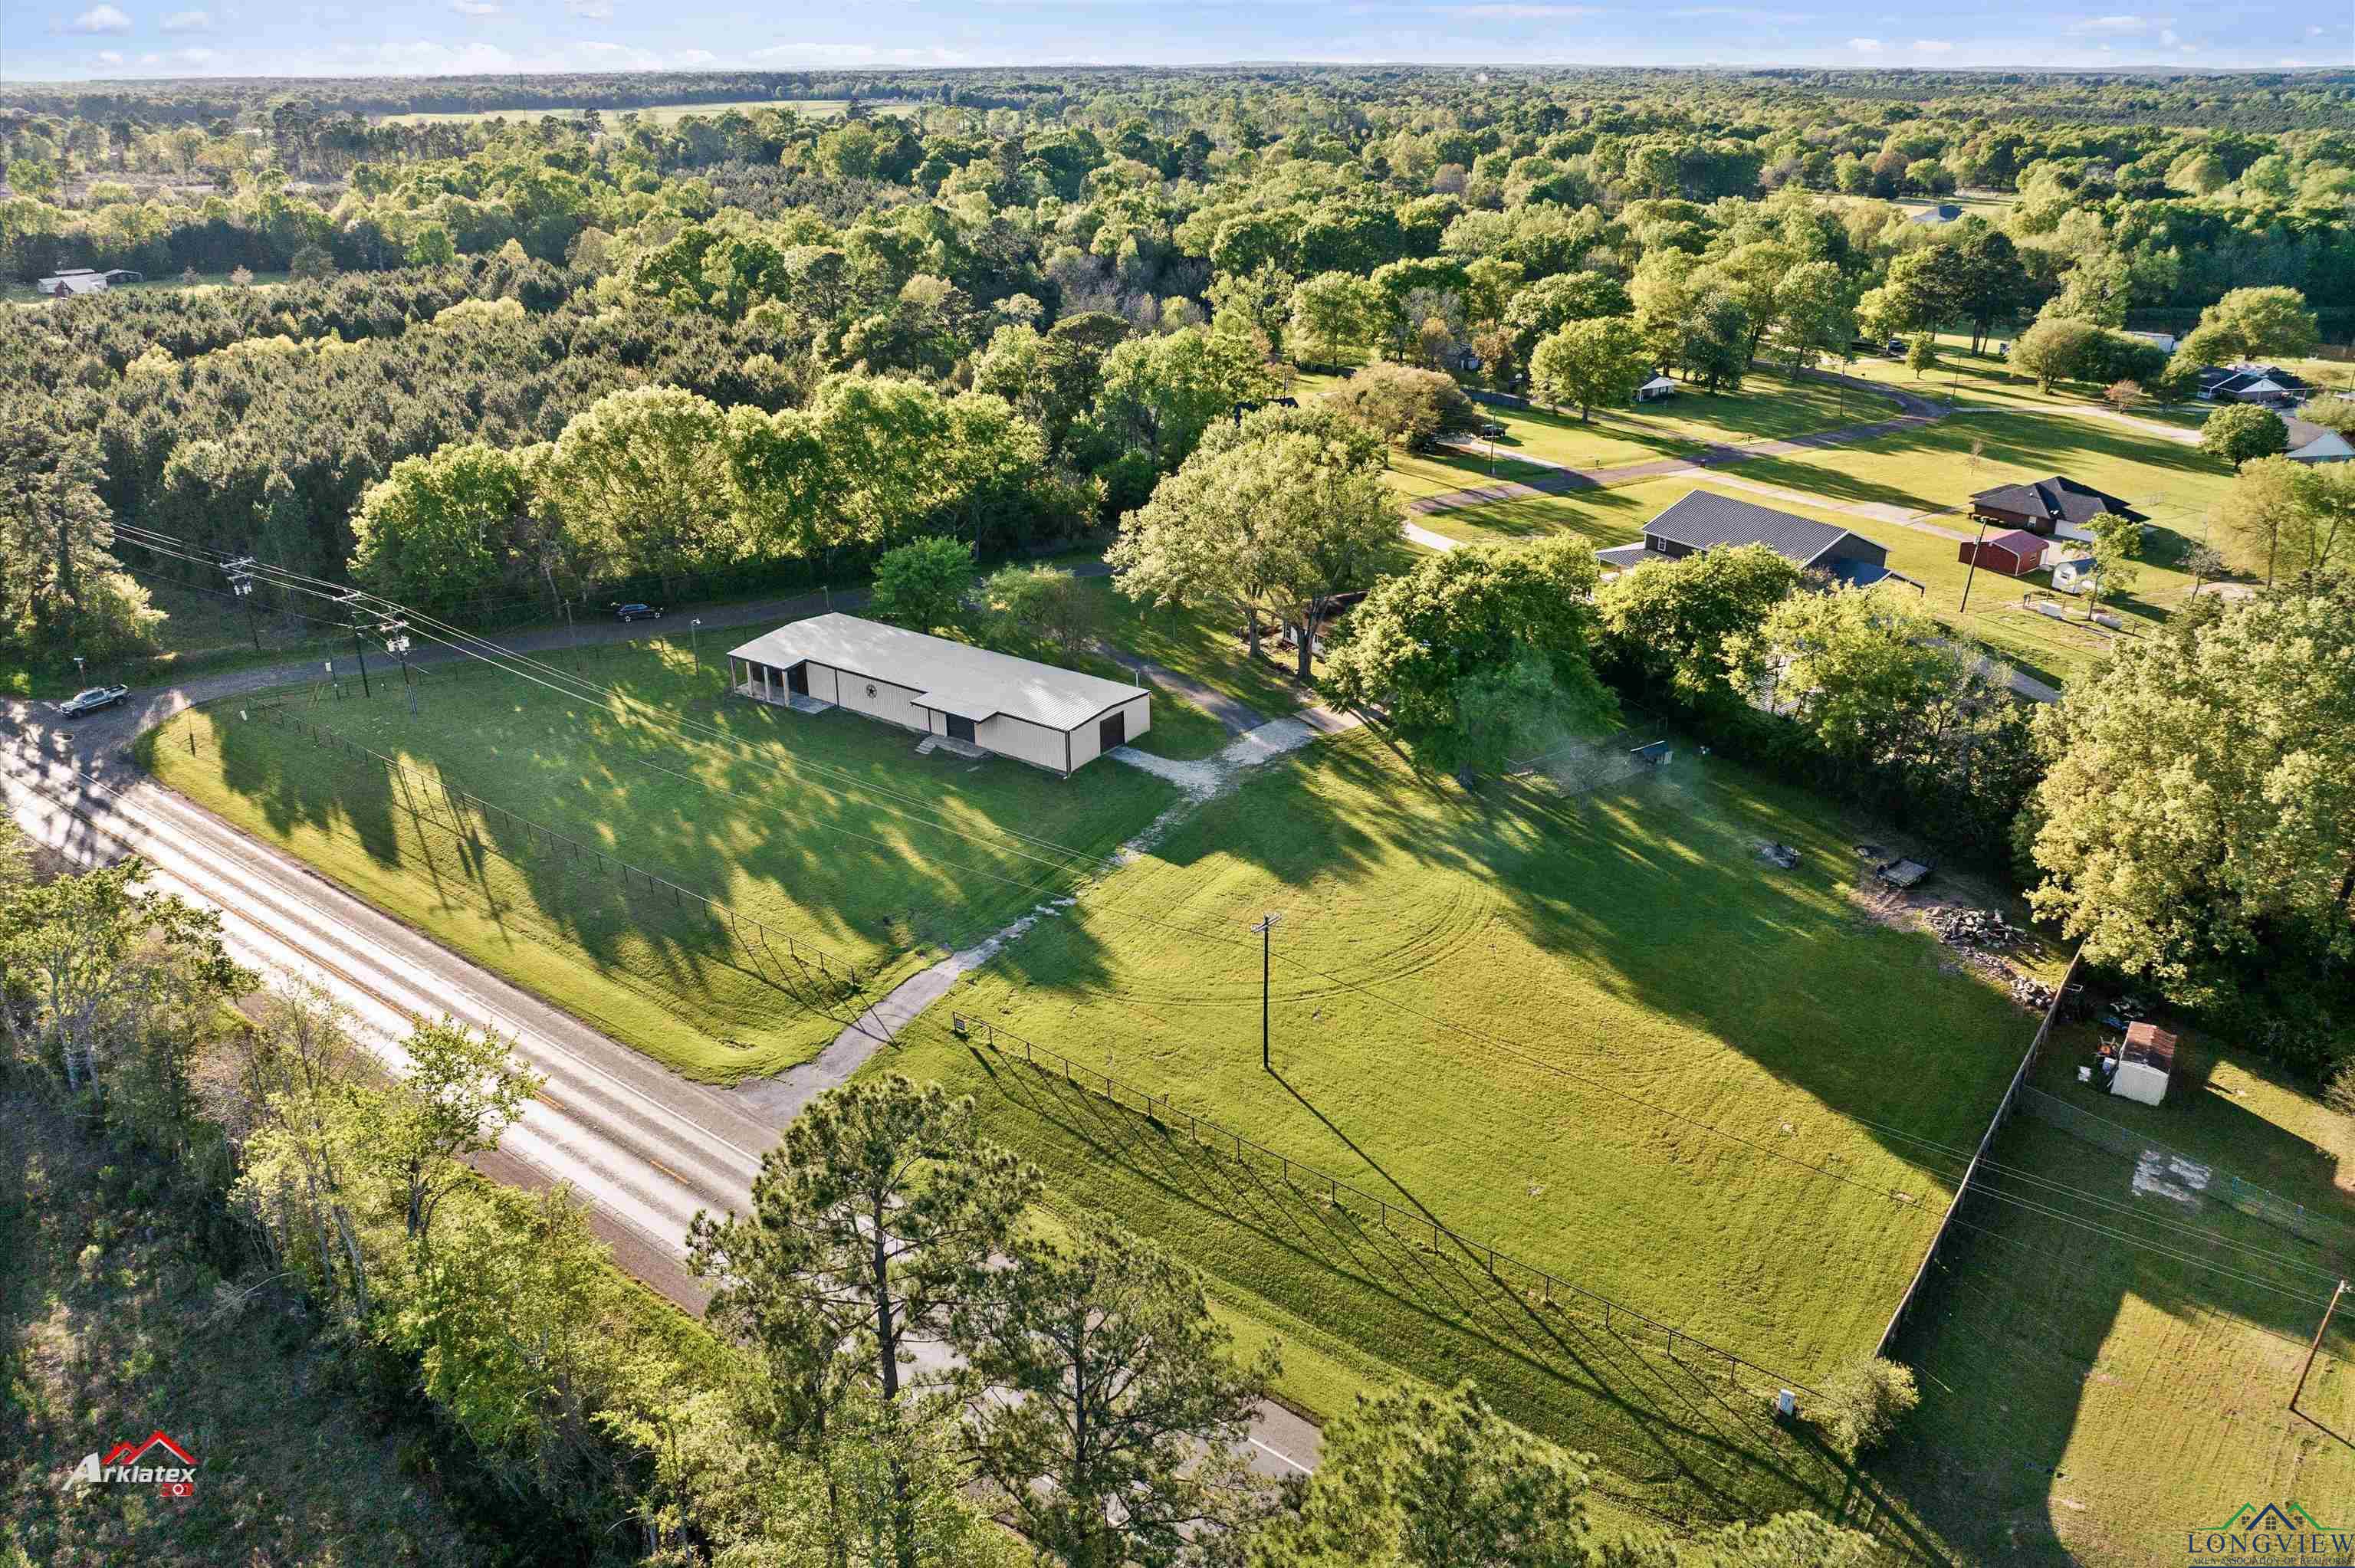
1301,366 -> 1905,477
1404,397 -> 2235,687
1880,1028 -> 2355,1566
147,636 -> 1178,1081
882,725 -> 2050,1534
376,99 -> 921,126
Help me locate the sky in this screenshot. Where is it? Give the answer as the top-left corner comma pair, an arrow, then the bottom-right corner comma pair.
2,0 -> 2347,82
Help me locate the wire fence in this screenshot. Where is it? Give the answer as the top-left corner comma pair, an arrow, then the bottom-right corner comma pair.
948,1009 -> 1825,1399
202,702 -> 875,1019
1877,946 -> 2084,1358
2018,1084 -> 2355,1256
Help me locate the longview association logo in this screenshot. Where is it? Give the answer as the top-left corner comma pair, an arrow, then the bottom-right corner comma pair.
72,1430 -> 199,1498
2184,1501 -> 2350,1565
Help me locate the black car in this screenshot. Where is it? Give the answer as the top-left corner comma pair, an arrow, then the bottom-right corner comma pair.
611,602 -> 665,623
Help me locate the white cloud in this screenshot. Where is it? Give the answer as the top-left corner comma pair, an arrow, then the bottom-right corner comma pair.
580,38 -> 619,50
1847,35 -> 1882,51
1912,38 -> 1954,52
448,0 -> 501,15
2070,12 -> 2150,31
749,40 -> 970,65
160,8 -> 214,28
673,46 -> 715,64
2158,25 -> 2178,42
1438,3 -> 1600,15
95,47 -> 123,62
175,44 -> 218,62
567,0 -> 613,15
2307,22 -> 2323,34
61,4 -> 133,33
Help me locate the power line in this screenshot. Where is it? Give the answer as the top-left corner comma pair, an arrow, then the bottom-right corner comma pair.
125,526 -> 2340,1301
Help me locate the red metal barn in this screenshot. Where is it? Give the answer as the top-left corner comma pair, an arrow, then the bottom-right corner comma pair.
1958,529 -> 2046,576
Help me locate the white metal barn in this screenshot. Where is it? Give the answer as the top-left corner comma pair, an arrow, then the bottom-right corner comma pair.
725,613 -> 1150,776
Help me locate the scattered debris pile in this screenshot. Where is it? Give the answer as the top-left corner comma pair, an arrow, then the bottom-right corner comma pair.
1756,841 -> 1800,869
2008,973 -> 2059,1012
1926,907 -> 2022,952
1927,905 -> 2051,1009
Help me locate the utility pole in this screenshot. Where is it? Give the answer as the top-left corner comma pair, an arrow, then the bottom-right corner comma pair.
381,618 -> 414,717
691,616 -> 704,670
1254,912 -> 1281,1072
225,556 -> 261,651
1958,510 -> 1993,614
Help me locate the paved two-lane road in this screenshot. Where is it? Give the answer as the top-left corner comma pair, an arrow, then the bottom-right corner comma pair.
0,695 -> 1320,1477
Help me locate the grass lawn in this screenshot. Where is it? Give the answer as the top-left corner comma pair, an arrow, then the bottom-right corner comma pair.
1298,365 -> 1903,486
1877,1024 -> 2355,1566
879,727 -> 2047,1537
1079,576 -> 1318,726
1433,470 -> 2198,691
145,637 -> 1179,1083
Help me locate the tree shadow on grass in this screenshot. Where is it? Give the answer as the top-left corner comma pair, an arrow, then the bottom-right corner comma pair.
1871,1084 -> 2355,1566
964,1046 -> 1955,1560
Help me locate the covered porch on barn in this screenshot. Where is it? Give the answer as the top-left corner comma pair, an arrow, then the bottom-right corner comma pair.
729,654 -> 833,713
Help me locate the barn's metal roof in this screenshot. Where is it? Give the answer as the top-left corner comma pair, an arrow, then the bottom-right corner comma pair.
727,613 -> 1140,732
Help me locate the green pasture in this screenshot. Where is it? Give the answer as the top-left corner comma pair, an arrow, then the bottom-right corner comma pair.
145,636 -> 1179,1082
1303,366 -> 1905,500
1880,1025 -> 2355,1566
883,726 -> 2049,1534
1414,395 -> 2235,688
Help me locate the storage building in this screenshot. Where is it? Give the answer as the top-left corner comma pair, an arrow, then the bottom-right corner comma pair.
725,613 -> 1149,776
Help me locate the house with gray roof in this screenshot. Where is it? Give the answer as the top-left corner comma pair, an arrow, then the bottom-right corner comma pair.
2197,364 -> 2311,407
2284,416 -> 2353,465
1969,475 -> 2146,540
1596,491 -> 1890,586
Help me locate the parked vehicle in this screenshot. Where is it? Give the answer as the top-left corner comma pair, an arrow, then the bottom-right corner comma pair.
611,602 -> 665,622
55,684 -> 130,717
1476,422 -> 1506,438
1884,338 -> 1907,358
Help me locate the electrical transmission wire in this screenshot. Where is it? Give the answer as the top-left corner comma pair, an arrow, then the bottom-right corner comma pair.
117,525 -> 2347,1284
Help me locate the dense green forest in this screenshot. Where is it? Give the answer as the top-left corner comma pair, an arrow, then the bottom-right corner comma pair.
7,64 -> 2353,673
8,65 -> 2355,1568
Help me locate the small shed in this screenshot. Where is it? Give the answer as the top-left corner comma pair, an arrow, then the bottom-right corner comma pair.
1959,529 -> 2045,577
2050,556 -> 2100,595
2284,418 -> 2353,466
1634,375 -> 1679,403
2111,1022 -> 2177,1106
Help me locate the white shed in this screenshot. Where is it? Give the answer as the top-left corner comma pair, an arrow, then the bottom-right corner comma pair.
2050,556 -> 2100,595
2110,1022 -> 2177,1107
1634,375 -> 1679,403
725,613 -> 1149,776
